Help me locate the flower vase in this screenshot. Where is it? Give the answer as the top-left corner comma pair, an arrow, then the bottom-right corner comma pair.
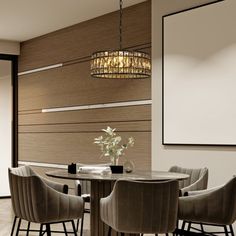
110,156 -> 123,174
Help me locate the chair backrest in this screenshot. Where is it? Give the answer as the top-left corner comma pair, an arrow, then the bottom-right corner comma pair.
10,165 -> 35,176
109,179 -> 179,234
75,162 -> 111,195
169,166 -> 208,189
220,177 -> 236,225
9,166 -> 48,222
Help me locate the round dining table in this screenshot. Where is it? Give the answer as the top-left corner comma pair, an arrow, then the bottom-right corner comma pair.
46,169 -> 189,236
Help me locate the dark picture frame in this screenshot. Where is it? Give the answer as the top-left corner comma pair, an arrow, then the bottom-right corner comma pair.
0,54 -> 18,167
162,0 -> 229,146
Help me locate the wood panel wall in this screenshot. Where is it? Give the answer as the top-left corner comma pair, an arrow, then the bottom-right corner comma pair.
18,1 -> 151,171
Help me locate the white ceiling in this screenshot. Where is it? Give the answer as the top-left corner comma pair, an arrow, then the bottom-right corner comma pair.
0,0 -> 145,42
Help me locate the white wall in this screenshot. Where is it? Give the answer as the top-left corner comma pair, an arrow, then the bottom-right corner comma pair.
0,62 -> 12,196
152,0 -> 236,188
0,40 -> 20,55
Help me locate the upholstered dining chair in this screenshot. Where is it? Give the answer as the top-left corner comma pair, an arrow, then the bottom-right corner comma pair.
100,179 -> 179,236
9,166 -> 69,236
9,166 -> 84,236
169,166 -> 208,196
178,176 -> 236,236
75,162 -> 111,235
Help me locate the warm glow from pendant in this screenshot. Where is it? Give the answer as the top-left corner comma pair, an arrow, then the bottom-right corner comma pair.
90,50 -> 151,79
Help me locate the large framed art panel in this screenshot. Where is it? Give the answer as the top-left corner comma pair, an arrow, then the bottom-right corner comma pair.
162,0 -> 236,145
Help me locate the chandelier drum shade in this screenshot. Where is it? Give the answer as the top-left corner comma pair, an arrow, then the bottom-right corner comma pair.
91,50 -> 151,79
90,0 -> 151,79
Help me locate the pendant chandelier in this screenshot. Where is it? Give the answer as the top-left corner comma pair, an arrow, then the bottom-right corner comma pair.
90,0 -> 151,79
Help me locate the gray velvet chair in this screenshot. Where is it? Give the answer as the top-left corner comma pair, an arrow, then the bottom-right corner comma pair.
100,179 -> 179,236
178,176 -> 236,236
9,166 -> 84,236
169,166 -> 208,196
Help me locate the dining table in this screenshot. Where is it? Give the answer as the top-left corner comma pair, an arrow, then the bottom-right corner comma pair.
46,169 -> 189,236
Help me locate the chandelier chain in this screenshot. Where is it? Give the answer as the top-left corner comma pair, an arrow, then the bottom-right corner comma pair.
90,0 -> 151,79
119,0 -> 123,50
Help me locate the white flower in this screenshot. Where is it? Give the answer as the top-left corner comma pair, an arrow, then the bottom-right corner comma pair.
94,127 -> 135,164
102,126 -> 116,136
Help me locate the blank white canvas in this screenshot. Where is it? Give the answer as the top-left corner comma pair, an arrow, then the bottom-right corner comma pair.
0,61 -> 12,196
163,0 -> 236,145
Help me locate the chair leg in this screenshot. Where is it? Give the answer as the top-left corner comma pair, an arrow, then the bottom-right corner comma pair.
107,226 -> 111,236
173,220 -> 179,236
10,216 -> 17,236
15,218 -> 21,236
180,220 -> 187,236
45,224 -> 51,236
230,225 -> 235,236
39,224 -> 43,236
181,221 -> 186,231
76,219 -> 80,232
187,222 -> 191,232
80,212 -> 85,236
63,222 -> 68,236
121,233 -> 125,236
200,223 -> 204,233
26,221 -> 31,236
71,220 -> 77,236
224,225 -> 229,236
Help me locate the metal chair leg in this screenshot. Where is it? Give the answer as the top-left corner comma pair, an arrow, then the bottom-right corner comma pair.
80,212 -> 85,236
10,216 -> 17,236
45,224 -> 51,236
15,218 -> 21,236
230,225 -> 235,236
200,223 -> 204,233
71,220 -> 77,236
174,220 -> 179,236
26,221 -> 31,236
178,221 -> 186,236
224,225 -> 229,236
76,219 -> 80,232
63,222 -> 68,236
187,222 -> 191,232
39,224 -> 43,236
107,226 -> 111,236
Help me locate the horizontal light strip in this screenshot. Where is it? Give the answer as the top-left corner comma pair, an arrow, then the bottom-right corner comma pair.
18,63 -> 63,76
42,99 -> 152,113
18,161 -> 67,169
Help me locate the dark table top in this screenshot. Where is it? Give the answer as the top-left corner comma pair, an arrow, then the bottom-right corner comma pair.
46,169 -> 189,182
